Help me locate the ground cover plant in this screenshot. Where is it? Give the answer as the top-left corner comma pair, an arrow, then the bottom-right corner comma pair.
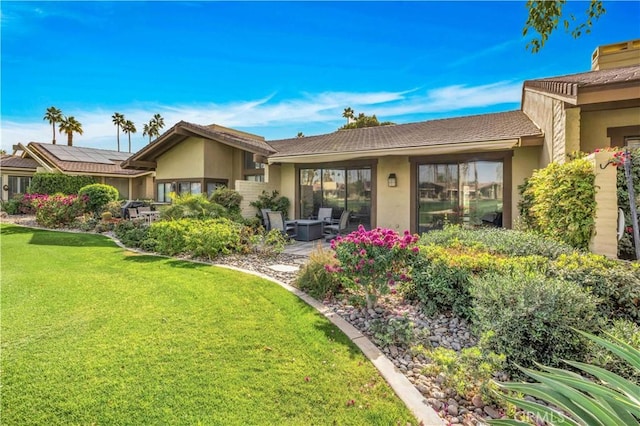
1,224 -> 417,425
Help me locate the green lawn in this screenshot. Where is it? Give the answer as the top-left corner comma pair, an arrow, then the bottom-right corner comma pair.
0,224 -> 416,425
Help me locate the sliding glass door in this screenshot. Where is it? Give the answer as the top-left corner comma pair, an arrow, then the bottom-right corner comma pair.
299,167 -> 372,230
417,161 -> 503,233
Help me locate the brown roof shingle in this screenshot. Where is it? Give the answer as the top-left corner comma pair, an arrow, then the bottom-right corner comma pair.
267,110 -> 542,158
0,154 -> 38,170
524,64 -> 640,99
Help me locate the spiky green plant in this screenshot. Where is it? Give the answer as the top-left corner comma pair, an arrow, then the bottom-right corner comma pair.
490,330 -> 640,425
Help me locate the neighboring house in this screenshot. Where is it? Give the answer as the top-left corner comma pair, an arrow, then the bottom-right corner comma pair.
0,154 -> 39,200
122,121 -> 276,202
1,143 -> 154,200
120,39 -> 639,235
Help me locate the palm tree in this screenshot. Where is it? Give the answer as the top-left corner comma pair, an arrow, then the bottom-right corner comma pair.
122,120 -> 137,153
297,132 -> 304,138
151,113 -> 164,132
43,106 -> 63,144
142,123 -> 152,143
58,116 -> 83,146
112,112 -> 125,152
342,107 -> 354,124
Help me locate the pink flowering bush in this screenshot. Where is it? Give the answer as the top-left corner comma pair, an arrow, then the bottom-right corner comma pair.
326,225 -> 419,309
34,194 -> 88,228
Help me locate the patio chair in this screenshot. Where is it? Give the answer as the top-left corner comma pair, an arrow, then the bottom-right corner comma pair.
324,210 -> 350,241
267,211 -> 297,239
128,208 -> 140,220
311,207 -> 333,225
261,208 -> 272,230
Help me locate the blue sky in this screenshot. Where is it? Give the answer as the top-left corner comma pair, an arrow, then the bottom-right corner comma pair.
2,1 -> 639,153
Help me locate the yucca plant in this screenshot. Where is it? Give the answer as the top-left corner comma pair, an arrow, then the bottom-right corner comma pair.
490,330 -> 640,425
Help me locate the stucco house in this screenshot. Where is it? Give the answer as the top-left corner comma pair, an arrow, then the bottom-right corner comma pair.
121,39 -> 639,236
1,142 -> 154,200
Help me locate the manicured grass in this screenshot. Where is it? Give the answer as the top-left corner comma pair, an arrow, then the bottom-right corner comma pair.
0,224 -> 416,425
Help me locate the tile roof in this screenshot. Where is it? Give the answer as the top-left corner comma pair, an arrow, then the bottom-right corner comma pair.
0,154 -> 38,170
267,110 -> 542,158
524,64 -> 640,99
28,143 -> 147,176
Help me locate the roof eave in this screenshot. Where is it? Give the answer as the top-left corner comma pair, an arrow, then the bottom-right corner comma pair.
268,139 -> 524,164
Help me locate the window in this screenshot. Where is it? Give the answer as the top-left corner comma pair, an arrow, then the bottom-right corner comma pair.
7,176 -> 32,199
206,182 -> 226,196
157,182 -> 173,203
244,174 -> 264,182
417,160 -> 503,233
299,166 -> 372,229
244,151 -> 265,170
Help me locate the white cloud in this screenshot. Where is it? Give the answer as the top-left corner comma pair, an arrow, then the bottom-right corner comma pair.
1,80 -> 522,153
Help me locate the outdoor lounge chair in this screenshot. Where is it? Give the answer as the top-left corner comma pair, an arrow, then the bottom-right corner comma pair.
261,208 -> 272,230
267,211 -> 297,239
128,208 -> 140,220
324,210 -> 350,241
310,207 -> 333,225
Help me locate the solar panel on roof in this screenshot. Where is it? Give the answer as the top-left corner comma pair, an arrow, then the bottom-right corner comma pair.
43,144 -> 132,165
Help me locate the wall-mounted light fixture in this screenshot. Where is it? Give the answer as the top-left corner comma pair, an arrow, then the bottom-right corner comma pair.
387,173 -> 397,187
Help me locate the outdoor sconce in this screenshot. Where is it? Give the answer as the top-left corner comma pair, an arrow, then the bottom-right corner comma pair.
387,173 -> 397,187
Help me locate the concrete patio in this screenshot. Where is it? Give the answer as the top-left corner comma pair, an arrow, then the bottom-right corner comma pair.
283,238 -> 332,257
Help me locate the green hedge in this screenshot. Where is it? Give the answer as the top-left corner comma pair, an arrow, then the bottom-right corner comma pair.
519,158 -> 596,250
28,173 -> 95,195
145,218 -> 250,259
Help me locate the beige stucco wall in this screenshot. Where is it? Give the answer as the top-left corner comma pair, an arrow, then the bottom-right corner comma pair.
131,175 -> 154,200
588,151 -> 618,258
235,180 -> 279,219
156,137 -> 205,180
279,163 -> 296,219
522,89 -> 557,167
565,107 -> 581,155
376,156 -> 411,232
510,146 -> 542,227
204,139 -> 236,187
580,107 -> 640,152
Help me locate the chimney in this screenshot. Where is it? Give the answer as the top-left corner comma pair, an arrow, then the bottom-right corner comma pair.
591,39 -> 640,71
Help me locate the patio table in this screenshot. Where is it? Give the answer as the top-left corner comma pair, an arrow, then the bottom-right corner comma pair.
293,219 -> 324,241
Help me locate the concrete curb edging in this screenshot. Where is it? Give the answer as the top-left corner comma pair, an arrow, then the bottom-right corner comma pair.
215,264 -> 445,426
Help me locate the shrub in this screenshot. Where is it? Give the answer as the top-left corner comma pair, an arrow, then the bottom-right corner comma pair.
209,187 -> 243,216
418,225 -> 575,259
28,173 -> 95,195
103,200 -> 124,218
492,330 -> 640,426
114,220 -> 150,248
420,346 -> 505,404
1,197 -> 21,215
260,228 -> 289,256
328,226 -> 419,310
408,244 -> 548,320
34,194 -> 88,228
78,184 -> 120,216
160,193 -> 226,220
550,252 -> 640,322
471,271 -> 601,377
369,314 -> 422,347
295,245 -> 342,300
518,158 -> 596,250
249,190 -> 290,219
587,319 -> 640,383
146,218 -> 249,259
183,218 -> 248,260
